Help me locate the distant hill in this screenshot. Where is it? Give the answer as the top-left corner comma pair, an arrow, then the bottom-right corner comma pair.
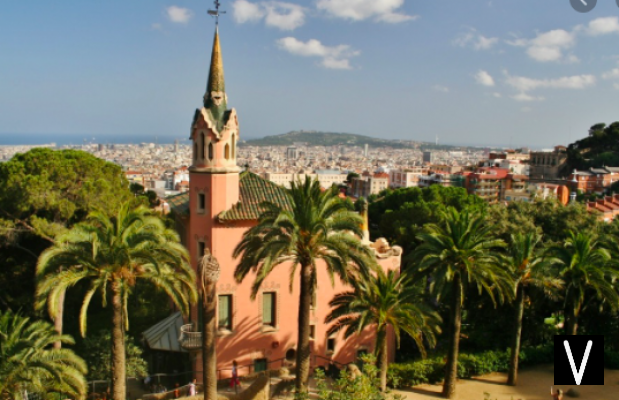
241,130 -> 469,151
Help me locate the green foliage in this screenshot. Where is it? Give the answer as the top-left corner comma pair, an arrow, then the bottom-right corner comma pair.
234,177 -> 376,391
0,148 -> 134,240
35,202 -> 198,336
388,346 -> 555,388
0,148 -> 137,315
487,198 -> 600,243
129,182 -> 161,207
369,185 -> 485,252
81,330 -> 148,381
326,270 -> 441,357
567,122 -> 619,171
0,311 -> 87,399
315,355 -> 402,400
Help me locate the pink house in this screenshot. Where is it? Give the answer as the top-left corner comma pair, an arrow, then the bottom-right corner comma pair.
169,28 -> 402,381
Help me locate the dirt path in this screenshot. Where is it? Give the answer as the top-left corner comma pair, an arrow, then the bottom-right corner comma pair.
393,365 -> 619,400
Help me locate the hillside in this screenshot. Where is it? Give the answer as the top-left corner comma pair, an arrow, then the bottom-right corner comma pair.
241,130 -> 465,151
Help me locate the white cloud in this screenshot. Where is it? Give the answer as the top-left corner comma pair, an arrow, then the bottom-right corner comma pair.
602,68 -> 619,80
264,2 -> 306,30
433,85 -> 449,93
317,0 -> 417,23
475,70 -> 495,87
276,37 -> 360,69
512,93 -> 544,102
526,46 -> 562,62
530,29 -> 575,48
587,17 -> 619,36
232,1 -> 306,30
527,29 -> 575,62
454,29 -> 498,51
233,0 -> 266,23
166,6 -> 193,24
504,71 -> 595,102
508,28 -> 577,63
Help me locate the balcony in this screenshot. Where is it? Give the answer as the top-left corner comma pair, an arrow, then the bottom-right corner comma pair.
179,324 -> 202,351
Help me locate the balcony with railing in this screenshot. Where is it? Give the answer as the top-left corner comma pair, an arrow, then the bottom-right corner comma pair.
179,324 -> 202,351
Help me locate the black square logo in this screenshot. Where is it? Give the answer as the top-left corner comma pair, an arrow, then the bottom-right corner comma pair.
554,335 -> 604,385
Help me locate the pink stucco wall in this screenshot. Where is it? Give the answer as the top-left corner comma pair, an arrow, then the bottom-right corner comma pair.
184,108 -> 401,382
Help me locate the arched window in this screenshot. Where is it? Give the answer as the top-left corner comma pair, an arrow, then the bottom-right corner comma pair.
225,143 -> 230,160
231,134 -> 236,159
193,143 -> 198,161
208,142 -> 214,161
200,133 -> 205,159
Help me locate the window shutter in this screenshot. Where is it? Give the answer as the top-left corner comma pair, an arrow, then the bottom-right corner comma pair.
263,293 -> 274,325
219,295 -> 230,329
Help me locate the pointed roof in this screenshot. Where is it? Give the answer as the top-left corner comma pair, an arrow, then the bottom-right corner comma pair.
206,28 -> 225,96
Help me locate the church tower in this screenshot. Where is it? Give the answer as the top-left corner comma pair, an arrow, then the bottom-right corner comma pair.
188,26 -> 240,263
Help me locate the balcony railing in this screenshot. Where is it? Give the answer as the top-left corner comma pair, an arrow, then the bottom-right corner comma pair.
179,324 -> 202,351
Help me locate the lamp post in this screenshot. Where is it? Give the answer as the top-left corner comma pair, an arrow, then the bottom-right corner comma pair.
199,248 -> 220,400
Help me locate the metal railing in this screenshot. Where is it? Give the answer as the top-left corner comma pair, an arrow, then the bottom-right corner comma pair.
178,324 -> 201,350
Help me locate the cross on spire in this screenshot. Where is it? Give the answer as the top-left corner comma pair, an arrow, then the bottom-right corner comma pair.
208,0 -> 226,26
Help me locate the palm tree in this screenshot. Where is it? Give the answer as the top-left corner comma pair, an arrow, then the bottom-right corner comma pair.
198,249 -> 220,400
409,207 -> 513,399
550,231 -> 618,335
326,269 -> 441,391
0,311 -> 87,399
233,177 -> 377,393
505,233 -> 562,386
36,203 -> 198,400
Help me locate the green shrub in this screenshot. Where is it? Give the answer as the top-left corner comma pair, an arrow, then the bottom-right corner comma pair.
519,344 -> 554,366
389,345 -> 553,388
604,349 -> 619,369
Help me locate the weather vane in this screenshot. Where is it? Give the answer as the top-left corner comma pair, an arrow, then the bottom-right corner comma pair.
208,0 -> 226,26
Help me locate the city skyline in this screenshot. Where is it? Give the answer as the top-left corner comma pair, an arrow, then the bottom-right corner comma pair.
2,1 -> 619,148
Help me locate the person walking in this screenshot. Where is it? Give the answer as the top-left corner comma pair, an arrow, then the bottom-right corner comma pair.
229,360 -> 241,393
188,379 -> 196,396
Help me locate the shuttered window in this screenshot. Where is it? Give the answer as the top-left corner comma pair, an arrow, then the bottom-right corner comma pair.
263,292 -> 276,326
218,295 -> 232,330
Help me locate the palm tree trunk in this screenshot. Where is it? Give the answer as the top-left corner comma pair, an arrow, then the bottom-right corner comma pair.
202,281 -> 218,400
442,273 -> 462,399
295,263 -> 313,394
376,329 -> 388,392
564,294 -> 578,335
52,289 -> 65,349
507,285 -> 524,386
111,283 -> 126,400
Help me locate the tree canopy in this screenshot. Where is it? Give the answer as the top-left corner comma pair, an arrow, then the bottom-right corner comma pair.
567,122 -> 619,171
368,185 -> 485,252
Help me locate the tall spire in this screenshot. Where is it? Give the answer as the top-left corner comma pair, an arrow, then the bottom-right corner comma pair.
206,28 -> 225,97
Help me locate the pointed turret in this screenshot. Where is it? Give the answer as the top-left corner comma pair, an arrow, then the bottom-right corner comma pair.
203,28 -> 227,129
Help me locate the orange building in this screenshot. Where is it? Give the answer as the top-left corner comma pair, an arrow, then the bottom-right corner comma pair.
168,27 -> 401,381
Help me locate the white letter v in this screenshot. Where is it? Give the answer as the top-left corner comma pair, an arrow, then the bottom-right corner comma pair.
563,340 -> 592,385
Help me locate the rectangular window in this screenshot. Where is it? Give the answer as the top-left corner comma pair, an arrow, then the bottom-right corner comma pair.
327,337 -> 336,353
263,292 -> 276,327
198,241 -> 205,259
198,193 -> 205,212
218,295 -> 232,330
310,325 -> 316,340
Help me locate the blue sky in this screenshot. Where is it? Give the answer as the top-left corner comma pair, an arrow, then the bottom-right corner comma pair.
2,1 -> 619,148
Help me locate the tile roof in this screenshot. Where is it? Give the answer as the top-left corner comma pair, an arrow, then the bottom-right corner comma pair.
165,171 -> 292,221
167,191 -> 190,215
219,171 -> 292,221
